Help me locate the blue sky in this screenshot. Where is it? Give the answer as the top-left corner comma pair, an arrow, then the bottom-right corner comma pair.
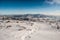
0,0 -> 60,15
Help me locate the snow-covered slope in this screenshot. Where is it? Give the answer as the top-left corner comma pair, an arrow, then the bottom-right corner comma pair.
0,19 -> 60,40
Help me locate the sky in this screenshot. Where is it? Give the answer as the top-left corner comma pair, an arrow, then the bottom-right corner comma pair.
0,0 -> 60,16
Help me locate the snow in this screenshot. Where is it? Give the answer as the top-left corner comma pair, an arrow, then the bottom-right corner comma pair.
0,20 -> 60,40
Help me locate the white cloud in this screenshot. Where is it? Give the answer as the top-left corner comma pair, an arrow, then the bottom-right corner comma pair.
53,0 -> 60,4
46,0 -> 60,4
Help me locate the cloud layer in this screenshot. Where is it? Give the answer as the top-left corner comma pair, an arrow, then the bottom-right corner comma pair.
46,0 -> 60,4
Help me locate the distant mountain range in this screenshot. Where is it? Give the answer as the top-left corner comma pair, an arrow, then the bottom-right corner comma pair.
12,14 -> 57,19
0,14 -> 60,20
13,14 -> 54,18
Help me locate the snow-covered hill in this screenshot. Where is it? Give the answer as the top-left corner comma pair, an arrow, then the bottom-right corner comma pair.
0,18 -> 60,40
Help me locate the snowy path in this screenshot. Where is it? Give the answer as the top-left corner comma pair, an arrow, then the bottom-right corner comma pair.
21,22 -> 52,40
